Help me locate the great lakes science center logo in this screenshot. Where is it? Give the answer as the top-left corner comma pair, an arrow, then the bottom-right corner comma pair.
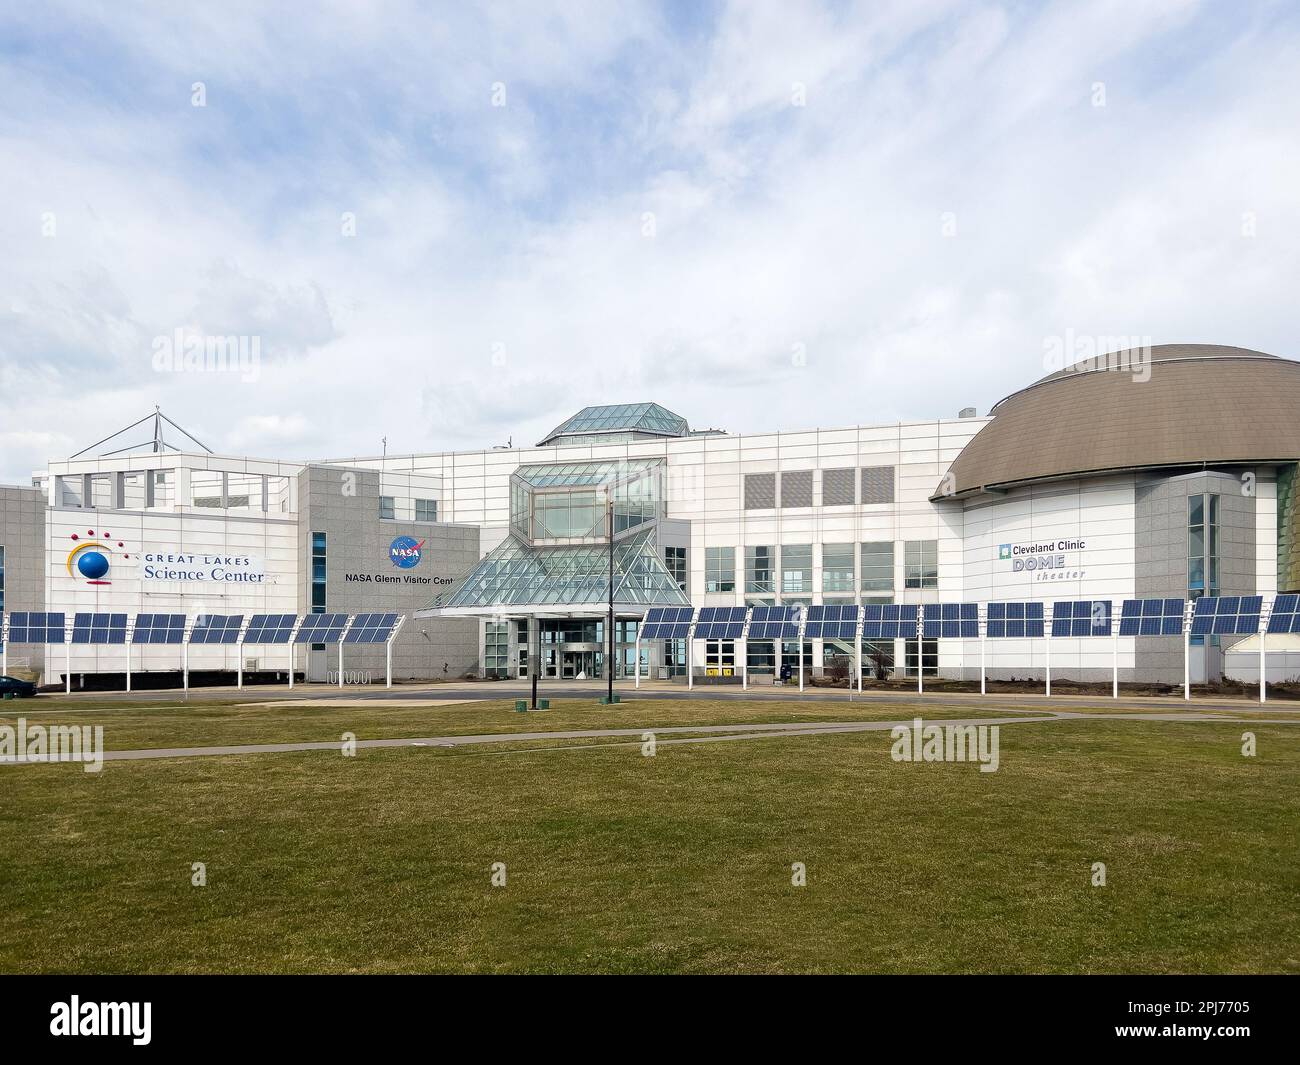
66,530 -> 131,586
389,536 -> 424,569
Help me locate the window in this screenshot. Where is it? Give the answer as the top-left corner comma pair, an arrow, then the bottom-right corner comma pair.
311,532 -> 327,611
822,543 -> 855,593
191,470 -> 223,508
1189,492 -> 1221,646
903,638 -> 938,677
705,640 -> 735,676
780,544 -> 812,595
904,540 -> 938,589
379,496 -> 396,520
821,467 -> 856,506
485,622 -> 510,679
705,547 -> 735,592
744,473 -> 776,510
861,541 -> 894,593
780,470 -> 813,508
861,466 -> 896,504
415,498 -> 437,522
745,545 -> 775,594
664,546 -> 687,592
0,545 -> 5,613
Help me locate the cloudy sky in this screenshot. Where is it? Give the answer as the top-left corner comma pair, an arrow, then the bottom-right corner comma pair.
1,0 -> 1298,482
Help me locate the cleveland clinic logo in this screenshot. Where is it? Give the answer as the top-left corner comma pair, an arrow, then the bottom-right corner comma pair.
66,530 -> 133,586
998,544 -> 1012,560
389,536 -> 424,569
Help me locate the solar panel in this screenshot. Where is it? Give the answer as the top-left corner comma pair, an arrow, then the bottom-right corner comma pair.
695,606 -> 746,639
803,604 -> 861,640
243,613 -> 299,644
1050,600 -> 1113,637
861,604 -> 920,640
341,612 -> 402,644
639,606 -> 693,640
1266,593 -> 1300,634
5,611 -> 67,644
748,605 -> 799,639
985,601 -> 1045,638
1189,596 -> 1263,636
1118,599 -> 1185,637
294,612 -> 349,644
71,612 -> 128,645
132,613 -> 188,644
922,603 -> 979,639
189,614 -> 245,645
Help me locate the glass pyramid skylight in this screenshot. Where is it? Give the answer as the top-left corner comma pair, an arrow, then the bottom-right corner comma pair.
427,526 -> 689,612
538,403 -> 689,446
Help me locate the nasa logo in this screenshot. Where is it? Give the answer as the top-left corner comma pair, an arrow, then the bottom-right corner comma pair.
389,536 -> 424,569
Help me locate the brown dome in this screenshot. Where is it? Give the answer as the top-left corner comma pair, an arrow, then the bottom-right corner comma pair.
934,344 -> 1300,500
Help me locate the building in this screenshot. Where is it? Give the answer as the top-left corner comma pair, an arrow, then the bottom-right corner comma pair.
1,344 -> 1298,688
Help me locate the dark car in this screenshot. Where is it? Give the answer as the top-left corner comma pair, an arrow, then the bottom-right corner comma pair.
0,675 -> 37,698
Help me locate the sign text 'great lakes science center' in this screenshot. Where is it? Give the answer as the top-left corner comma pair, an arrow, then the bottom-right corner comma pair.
141,552 -> 267,583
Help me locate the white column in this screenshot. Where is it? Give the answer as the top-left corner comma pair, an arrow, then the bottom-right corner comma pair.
798,642 -> 804,692
1259,630 -> 1267,704
635,636 -> 641,689
386,640 -> 393,689
1112,627 -> 1119,699
126,643 -> 132,694
980,636 -> 986,696
856,633 -> 862,694
183,642 -> 189,693
338,642 -> 344,688
238,647 -> 243,690
289,643 -> 295,689
1183,624 -> 1190,701
66,642 -> 71,694
687,637 -> 693,691
741,639 -> 747,690
1045,634 -> 1051,698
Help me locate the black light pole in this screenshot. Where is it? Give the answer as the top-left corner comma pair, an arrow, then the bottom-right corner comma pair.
607,492 -> 615,704
530,617 -> 539,710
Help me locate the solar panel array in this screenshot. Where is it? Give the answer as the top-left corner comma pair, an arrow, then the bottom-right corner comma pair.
1118,599 -> 1185,636
71,612 -> 129,645
1051,600 -> 1112,637
639,606 -> 694,640
132,613 -> 188,644
1266,593 -> 1300,634
694,606 -> 747,639
189,614 -> 245,645
243,613 -> 298,644
986,602 -> 1045,638
344,612 -> 402,644
749,605 -> 799,639
922,603 -> 979,639
1190,596 -> 1263,636
4,612 -> 66,644
862,604 -> 920,639
803,604 -> 860,639
294,612 -> 349,644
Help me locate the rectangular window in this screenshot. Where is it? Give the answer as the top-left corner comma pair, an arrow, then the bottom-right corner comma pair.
705,546 -> 735,593
903,638 -> 938,677
781,544 -> 813,595
1189,492 -> 1221,645
484,621 -> 510,679
379,495 -> 395,520
861,466 -> 896,504
415,498 -> 437,522
745,545 -> 775,594
821,467 -> 856,506
904,540 -> 938,589
0,545 -> 5,613
744,472 -> 776,510
861,541 -> 894,593
190,470 -> 224,508
664,546 -> 687,592
780,470 -> 813,508
311,532 -> 327,612
822,543 -> 856,593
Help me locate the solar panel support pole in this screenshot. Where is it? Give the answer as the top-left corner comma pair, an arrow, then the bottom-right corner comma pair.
1112,628 -> 1119,699
1259,630 -> 1266,704
338,642 -> 345,689
126,643 -> 132,694
856,631 -> 862,694
183,642 -> 189,694
2,641 -> 6,678
741,639 -> 747,690
687,636 -> 693,691
1045,633 -> 1051,698
289,643 -> 294,689
980,635 -> 986,696
237,646 -> 243,690
66,642 -> 71,694
634,636 -> 641,689
798,642 -> 804,693
1183,622 -> 1190,701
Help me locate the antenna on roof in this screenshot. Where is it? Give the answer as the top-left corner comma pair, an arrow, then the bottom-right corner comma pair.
70,408 -> 214,458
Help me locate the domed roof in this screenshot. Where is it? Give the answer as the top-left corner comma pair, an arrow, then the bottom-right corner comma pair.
935,344 -> 1300,500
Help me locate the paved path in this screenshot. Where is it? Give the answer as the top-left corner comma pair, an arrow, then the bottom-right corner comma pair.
13,709 -> 1293,765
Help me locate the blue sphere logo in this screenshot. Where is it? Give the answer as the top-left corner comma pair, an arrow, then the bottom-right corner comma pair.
389,536 -> 424,569
77,551 -> 110,580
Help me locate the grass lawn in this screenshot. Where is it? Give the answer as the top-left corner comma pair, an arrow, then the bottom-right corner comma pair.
1,701 -> 1297,974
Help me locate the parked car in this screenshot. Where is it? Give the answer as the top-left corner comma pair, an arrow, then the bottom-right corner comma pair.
0,675 -> 38,698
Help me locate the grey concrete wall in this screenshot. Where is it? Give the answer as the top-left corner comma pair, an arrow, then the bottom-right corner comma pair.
297,466 -> 480,681
0,484 -> 47,678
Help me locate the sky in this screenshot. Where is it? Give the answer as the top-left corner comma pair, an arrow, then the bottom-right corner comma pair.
1,0 -> 1298,482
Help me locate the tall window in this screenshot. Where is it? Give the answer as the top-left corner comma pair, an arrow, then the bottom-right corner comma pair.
861,541 -> 894,593
484,622 -> 510,679
745,546 -> 775,594
664,546 -> 687,592
0,545 -> 5,612
311,533 -> 327,611
415,498 -> 437,522
780,544 -> 812,595
822,543 -> 855,593
379,495 -> 395,520
1189,493 -> 1221,646
705,547 -> 735,592
904,540 -> 938,589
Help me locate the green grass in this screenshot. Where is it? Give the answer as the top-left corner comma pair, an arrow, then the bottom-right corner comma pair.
1,702 -> 1297,974
0,695 -> 1014,751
